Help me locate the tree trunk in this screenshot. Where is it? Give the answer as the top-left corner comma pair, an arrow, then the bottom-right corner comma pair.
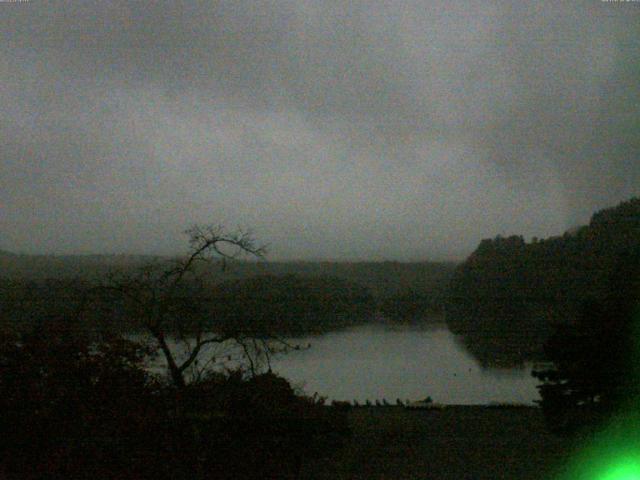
155,332 -> 186,389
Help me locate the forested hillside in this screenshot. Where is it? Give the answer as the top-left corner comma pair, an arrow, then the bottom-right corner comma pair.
446,197 -> 640,367
0,255 -> 455,333
210,274 -> 375,335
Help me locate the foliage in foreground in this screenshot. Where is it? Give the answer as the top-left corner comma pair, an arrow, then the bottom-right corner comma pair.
0,321 -> 349,479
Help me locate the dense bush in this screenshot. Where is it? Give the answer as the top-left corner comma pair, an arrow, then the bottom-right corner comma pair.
0,321 -> 349,479
0,321 -> 168,479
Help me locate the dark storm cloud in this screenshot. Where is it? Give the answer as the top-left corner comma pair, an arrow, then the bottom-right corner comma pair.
1,1 -> 638,259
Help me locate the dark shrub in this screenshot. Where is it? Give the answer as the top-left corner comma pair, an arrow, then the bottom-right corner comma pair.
0,321 -> 166,479
0,323 -> 349,479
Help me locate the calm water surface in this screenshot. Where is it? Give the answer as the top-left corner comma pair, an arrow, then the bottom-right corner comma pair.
270,323 -> 539,405
148,322 -> 540,405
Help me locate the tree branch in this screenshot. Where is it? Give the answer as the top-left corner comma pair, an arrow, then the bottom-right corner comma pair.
177,334 -> 231,374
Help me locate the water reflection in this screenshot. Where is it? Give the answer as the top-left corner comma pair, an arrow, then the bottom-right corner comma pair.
270,323 -> 539,404
143,323 -> 541,405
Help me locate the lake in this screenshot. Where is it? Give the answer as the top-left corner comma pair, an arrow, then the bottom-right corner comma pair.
144,321 -> 541,405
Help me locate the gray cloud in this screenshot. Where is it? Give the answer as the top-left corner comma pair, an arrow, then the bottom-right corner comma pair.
1,1 -> 638,259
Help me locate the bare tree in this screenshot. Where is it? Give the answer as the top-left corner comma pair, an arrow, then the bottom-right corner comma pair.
81,225 -> 271,389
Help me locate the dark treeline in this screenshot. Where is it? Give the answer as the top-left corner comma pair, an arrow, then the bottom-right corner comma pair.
201,261 -> 454,325
0,251 -> 157,279
210,274 -> 375,335
446,197 -> 640,367
0,258 -> 455,334
0,252 -> 455,297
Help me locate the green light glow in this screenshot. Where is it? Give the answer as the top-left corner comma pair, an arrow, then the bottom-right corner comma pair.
551,307 -> 640,480
600,459 -> 640,480
554,409 -> 640,480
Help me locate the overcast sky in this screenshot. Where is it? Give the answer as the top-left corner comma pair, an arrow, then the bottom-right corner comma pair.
1,1 -> 639,260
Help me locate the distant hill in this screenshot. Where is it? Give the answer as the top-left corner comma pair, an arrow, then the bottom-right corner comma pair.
446,197 -> 640,367
210,274 -> 376,335
217,260 -> 456,306
0,251 -> 456,327
0,253 -> 161,280
0,254 -> 454,294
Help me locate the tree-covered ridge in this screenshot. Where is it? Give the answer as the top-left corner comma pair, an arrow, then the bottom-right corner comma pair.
446,197 -> 640,367
210,274 -> 376,336
0,258 -> 456,327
